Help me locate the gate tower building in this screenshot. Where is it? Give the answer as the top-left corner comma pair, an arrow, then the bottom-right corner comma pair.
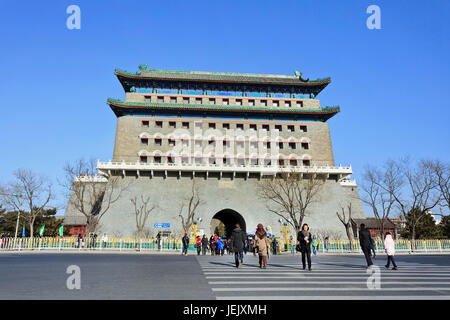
64,65 -> 366,237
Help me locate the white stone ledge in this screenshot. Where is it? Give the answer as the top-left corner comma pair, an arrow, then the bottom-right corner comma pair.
339,179 -> 357,187
97,160 -> 353,177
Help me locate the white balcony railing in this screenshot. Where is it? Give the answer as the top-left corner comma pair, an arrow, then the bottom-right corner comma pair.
97,160 -> 353,177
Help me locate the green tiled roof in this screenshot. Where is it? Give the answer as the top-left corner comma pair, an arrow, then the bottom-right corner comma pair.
107,98 -> 340,114
114,66 -> 331,86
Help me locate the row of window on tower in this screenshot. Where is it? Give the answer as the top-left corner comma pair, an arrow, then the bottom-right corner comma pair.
138,155 -> 311,167
133,84 -> 313,99
141,120 -> 308,132
140,138 -> 309,150
145,96 -> 304,108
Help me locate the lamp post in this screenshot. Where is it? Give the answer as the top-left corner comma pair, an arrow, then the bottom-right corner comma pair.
193,217 -> 202,242
278,218 -> 290,252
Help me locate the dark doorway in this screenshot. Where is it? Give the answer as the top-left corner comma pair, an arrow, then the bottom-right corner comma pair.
211,209 -> 246,238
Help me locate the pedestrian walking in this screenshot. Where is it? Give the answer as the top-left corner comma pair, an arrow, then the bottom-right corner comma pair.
289,235 -> 296,255
208,235 -> 214,256
196,236 -> 202,255
250,236 -> 258,256
272,237 -> 278,255
243,237 -> 249,255
92,233 -> 97,249
298,224 -> 313,270
370,237 -> 377,259
209,235 -> 215,255
254,224 -> 270,269
213,234 -> 220,255
324,236 -> 329,252
101,233 -> 108,249
359,224 -> 373,267
224,238 -> 229,255
312,236 -> 318,256
77,233 -> 83,248
6,233 -> 11,249
182,233 -> 190,255
156,232 -> 162,250
217,238 -> 224,256
227,239 -> 233,255
230,224 -> 246,268
384,232 -> 398,270
201,235 -> 208,255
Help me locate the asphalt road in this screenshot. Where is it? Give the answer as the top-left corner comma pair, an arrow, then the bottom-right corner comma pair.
1,252 -> 449,300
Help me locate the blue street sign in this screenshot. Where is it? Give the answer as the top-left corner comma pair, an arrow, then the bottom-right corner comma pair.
154,223 -> 170,228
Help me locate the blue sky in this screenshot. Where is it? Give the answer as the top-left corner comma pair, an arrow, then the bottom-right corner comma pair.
0,0 -> 449,215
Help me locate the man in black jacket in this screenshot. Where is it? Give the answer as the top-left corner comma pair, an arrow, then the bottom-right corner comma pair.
230,224 -> 246,268
201,235 -> 209,255
359,224 -> 373,267
182,233 -> 190,255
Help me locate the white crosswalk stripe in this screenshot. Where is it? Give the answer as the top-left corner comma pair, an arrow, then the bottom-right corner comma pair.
196,256 -> 450,300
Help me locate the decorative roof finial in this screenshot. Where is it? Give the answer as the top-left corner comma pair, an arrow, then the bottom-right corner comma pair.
294,70 -> 309,82
138,64 -> 149,73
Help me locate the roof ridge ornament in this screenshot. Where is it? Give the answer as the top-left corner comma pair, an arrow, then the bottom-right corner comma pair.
294,70 -> 309,82
138,64 -> 149,73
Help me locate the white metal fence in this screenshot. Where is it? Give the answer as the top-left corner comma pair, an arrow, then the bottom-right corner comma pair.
1,237 -> 450,253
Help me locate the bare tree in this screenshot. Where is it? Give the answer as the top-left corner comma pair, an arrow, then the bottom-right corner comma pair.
62,159 -> 128,234
372,158 -> 441,250
257,172 -> 325,233
427,159 -> 450,211
360,162 -> 401,238
130,195 -> 155,243
313,229 -> 343,241
336,202 -> 354,250
141,227 -> 154,238
0,168 -> 53,241
178,180 -> 203,234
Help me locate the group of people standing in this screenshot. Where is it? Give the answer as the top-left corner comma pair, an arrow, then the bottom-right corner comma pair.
76,232 -> 109,249
181,233 -> 231,256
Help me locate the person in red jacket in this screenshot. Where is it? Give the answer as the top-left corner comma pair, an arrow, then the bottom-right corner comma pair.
196,236 -> 202,255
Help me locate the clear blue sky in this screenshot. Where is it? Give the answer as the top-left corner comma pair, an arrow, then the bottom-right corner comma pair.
0,1 -> 449,215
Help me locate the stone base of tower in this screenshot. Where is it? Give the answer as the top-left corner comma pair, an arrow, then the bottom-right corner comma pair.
90,174 -> 366,238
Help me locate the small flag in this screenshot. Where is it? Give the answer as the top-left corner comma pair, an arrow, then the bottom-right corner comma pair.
39,225 -> 45,237
22,225 -> 25,237
59,225 -> 64,237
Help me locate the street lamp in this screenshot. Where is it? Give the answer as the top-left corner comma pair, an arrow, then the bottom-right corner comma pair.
278,218 -> 290,252
193,217 -> 202,240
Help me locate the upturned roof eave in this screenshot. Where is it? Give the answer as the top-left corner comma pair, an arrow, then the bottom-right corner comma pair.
114,69 -> 331,87
106,99 -> 339,120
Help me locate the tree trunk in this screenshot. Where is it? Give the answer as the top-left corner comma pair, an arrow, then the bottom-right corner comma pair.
29,222 -> 34,243
345,224 -> 354,251
137,229 -> 143,250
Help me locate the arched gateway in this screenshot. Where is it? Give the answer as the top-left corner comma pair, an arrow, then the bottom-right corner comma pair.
211,209 -> 246,238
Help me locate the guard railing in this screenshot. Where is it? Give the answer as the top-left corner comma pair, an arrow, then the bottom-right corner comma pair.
1,237 -> 449,253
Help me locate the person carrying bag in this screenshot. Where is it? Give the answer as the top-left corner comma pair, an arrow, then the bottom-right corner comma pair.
297,224 -> 313,271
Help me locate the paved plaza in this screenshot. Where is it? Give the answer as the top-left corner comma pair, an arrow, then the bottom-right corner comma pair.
0,252 -> 449,300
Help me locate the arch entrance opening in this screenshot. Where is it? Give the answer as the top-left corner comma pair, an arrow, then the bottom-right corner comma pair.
210,209 -> 246,238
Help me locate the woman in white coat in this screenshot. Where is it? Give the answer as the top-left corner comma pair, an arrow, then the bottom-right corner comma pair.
384,232 -> 398,270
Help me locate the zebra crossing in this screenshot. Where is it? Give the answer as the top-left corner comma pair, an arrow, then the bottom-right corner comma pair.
196,255 -> 450,300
